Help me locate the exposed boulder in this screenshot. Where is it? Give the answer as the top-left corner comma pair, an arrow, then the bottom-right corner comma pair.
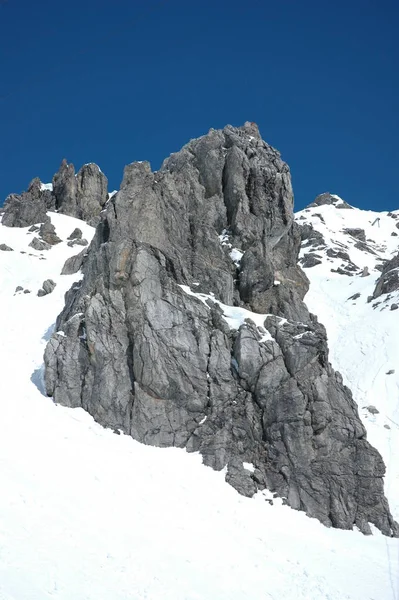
68,228 -> 83,240
37,279 -> 57,297
0,243 -> 13,251
29,237 -> 51,251
44,123 -> 398,536
343,228 -> 366,242
67,238 -> 88,248
39,220 -> 62,245
300,253 -> 322,268
61,249 -> 87,275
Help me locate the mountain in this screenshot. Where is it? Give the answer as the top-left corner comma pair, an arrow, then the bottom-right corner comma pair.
0,126 -> 398,599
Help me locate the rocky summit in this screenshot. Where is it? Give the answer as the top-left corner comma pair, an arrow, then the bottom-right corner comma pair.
2,161 -> 108,228
37,122 -> 397,536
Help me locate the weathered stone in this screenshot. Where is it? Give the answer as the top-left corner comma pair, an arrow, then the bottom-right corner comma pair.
37,279 -> 56,297
67,238 -> 88,247
29,237 -> 51,251
61,249 -> 87,275
1,178 -> 49,227
343,228 -> 366,242
28,237 -> 51,251
364,405 -> 379,415
308,193 -> 352,209
68,228 -> 83,240
300,253 -> 322,268
39,220 -> 62,245
44,123 -> 398,537
373,254 -> 399,299
0,243 -> 13,251
53,160 -> 108,222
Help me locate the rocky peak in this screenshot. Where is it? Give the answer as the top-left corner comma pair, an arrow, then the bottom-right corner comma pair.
43,124 -> 398,536
1,177 -> 51,227
308,192 -> 353,209
2,160 -> 108,228
53,161 -> 108,225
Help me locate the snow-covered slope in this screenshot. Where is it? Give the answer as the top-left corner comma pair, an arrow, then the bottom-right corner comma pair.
296,197 -> 399,520
0,211 -> 398,599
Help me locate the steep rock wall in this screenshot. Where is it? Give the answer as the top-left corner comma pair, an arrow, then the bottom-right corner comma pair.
44,123 -> 398,536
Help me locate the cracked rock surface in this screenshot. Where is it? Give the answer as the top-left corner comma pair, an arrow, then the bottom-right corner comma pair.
44,123 -> 398,536
373,253 -> 399,299
2,163 -> 108,228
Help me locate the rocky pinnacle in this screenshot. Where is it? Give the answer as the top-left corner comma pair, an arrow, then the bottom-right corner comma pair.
44,123 -> 398,536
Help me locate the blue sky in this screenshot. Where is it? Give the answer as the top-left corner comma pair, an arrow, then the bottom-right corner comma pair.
0,0 -> 397,211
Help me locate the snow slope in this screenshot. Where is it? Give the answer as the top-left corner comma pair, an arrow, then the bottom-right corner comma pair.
296,198 -> 399,520
0,211 -> 398,600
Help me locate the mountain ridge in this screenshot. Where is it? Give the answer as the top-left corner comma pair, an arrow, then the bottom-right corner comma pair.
5,123 -> 391,535
1,130 -> 399,597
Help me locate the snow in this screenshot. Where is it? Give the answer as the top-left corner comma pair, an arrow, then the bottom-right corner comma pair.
40,182 -> 53,192
296,201 -> 399,519
0,209 -> 398,599
179,284 -> 273,339
219,230 -> 244,266
230,247 -> 244,266
243,462 -> 255,473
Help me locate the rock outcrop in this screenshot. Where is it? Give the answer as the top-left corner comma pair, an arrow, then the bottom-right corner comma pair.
373,253 -> 399,299
37,279 -> 57,297
53,161 -> 108,225
2,178 -> 50,227
44,123 -> 398,536
308,192 -> 353,210
61,248 -> 88,275
39,220 -> 62,246
2,162 -> 108,228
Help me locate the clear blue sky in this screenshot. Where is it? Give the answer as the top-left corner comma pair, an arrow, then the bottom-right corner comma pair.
0,0 -> 397,211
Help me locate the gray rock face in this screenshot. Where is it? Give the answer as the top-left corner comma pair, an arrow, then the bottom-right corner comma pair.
2,178 -> 49,227
53,160 -> 108,223
29,237 -> 51,251
44,123 -> 398,536
2,162 -> 107,228
300,253 -> 322,268
0,243 -> 14,251
39,221 -> 62,246
38,279 -> 56,297
61,249 -> 87,275
67,238 -> 88,248
343,228 -> 366,242
373,253 -> 399,299
68,228 -> 83,240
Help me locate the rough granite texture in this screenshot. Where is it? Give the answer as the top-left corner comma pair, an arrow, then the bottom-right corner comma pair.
2,178 -> 49,227
44,123 -> 398,536
373,253 -> 399,299
1,162 -> 108,228
53,161 -> 108,225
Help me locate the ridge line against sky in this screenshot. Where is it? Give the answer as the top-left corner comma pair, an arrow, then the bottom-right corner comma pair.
0,0 -> 397,212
